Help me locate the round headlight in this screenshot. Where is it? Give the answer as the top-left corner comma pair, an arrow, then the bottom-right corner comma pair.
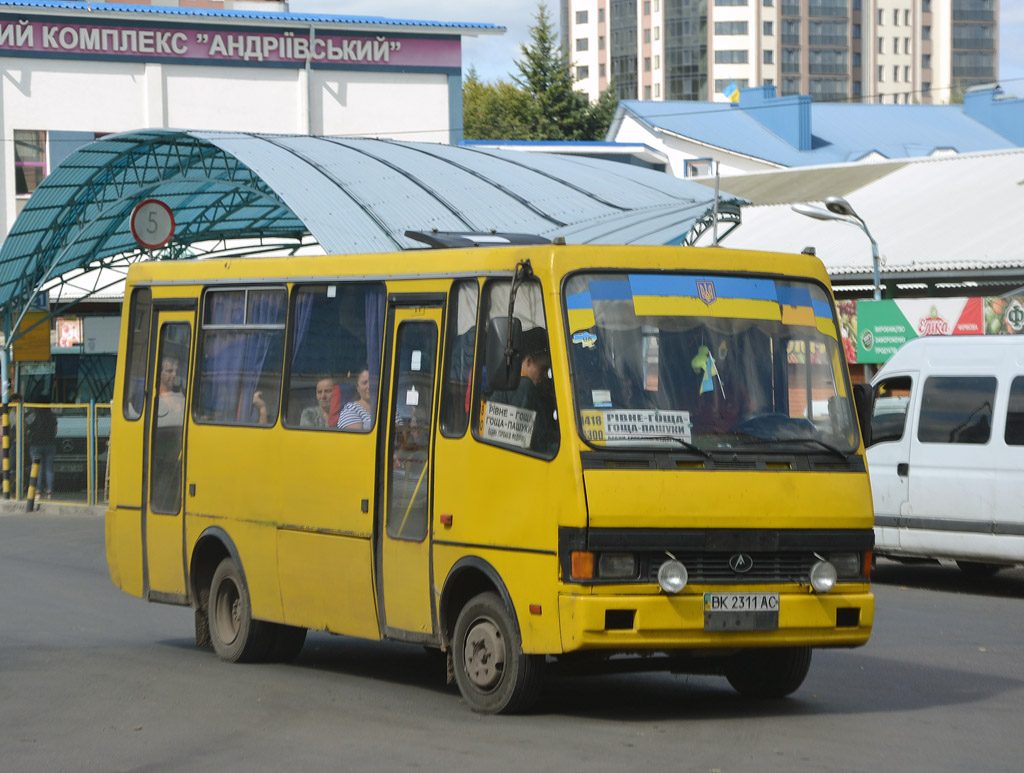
809,560 -> 838,593
657,560 -> 688,594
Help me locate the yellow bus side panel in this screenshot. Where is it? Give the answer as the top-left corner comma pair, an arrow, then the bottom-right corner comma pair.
105,507 -> 144,597
584,468 -> 873,530
559,588 -> 874,652
432,544 -> 564,654
276,530 -> 380,639
186,514 -> 283,622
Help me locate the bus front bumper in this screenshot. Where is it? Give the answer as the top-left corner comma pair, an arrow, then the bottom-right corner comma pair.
557,587 -> 873,653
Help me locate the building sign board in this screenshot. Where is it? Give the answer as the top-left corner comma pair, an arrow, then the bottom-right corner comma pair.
0,14 -> 461,71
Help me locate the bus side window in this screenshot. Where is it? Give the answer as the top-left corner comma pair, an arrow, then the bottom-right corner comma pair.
282,283 -> 386,431
440,280 -> 478,438
122,287 -> 152,421
194,287 -> 287,426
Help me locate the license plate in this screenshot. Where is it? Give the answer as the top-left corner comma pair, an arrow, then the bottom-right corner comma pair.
703,592 -> 779,631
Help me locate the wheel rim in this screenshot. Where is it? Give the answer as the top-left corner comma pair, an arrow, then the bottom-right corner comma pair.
213,577 -> 241,646
463,617 -> 506,691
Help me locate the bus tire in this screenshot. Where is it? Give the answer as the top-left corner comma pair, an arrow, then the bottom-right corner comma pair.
208,557 -> 273,663
452,592 -> 542,714
724,647 -> 812,699
267,624 -> 307,662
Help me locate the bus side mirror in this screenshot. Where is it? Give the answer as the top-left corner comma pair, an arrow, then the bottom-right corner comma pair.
853,383 -> 873,447
486,317 -> 523,392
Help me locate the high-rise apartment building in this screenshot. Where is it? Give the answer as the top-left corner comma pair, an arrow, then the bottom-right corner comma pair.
562,0 -> 998,105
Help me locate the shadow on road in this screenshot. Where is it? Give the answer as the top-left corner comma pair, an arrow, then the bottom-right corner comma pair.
872,559 -> 1024,599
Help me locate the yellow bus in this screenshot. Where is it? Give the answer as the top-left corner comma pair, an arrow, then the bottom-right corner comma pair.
105,240 -> 874,713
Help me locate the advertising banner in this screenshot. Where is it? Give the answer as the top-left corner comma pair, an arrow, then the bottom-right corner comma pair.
854,296 -> 1024,363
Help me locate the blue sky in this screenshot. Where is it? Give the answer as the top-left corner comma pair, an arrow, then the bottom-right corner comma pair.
292,1 -> 1024,97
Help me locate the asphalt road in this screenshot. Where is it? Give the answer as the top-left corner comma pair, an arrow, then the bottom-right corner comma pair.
2,512 -> 1023,772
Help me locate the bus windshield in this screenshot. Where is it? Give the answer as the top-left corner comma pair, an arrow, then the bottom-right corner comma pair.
565,271 -> 858,453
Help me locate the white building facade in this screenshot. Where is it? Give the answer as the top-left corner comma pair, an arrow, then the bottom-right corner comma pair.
563,0 -> 998,105
1,0 -> 498,237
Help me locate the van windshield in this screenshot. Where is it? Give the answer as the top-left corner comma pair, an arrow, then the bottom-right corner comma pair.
565,271 -> 858,453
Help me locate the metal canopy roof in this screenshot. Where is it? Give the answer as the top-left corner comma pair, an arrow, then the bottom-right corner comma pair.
0,129 -> 746,328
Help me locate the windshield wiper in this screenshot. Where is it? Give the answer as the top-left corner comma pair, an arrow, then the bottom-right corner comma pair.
631,435 -> 712,459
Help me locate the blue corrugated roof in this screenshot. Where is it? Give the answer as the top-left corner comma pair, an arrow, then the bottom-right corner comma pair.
0,129 -> 746,316
0,0 -> 503,31
614,89 -> 1021,166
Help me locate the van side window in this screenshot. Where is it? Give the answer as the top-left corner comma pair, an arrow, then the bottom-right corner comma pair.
918,376 -> 996,445
282,283 -> 385,431
1006,377 -> 1024,446
870,376 -> 911,444
195,287 -> 287,426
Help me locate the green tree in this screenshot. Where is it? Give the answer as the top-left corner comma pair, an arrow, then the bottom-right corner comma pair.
462,3 -> 618,141
463,67 -> 534,139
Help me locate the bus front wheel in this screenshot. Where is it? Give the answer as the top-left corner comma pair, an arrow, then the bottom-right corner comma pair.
724,647 -> 812,699
208,557 -> 273,663
452,592 -> 542,714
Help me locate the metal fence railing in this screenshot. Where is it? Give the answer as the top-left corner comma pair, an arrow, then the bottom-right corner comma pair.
2,402 -> 111,506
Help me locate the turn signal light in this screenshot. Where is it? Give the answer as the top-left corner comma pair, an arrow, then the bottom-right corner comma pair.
571,551 -> 595,580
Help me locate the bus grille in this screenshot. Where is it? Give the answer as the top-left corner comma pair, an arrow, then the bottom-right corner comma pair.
647,552 -> 815,584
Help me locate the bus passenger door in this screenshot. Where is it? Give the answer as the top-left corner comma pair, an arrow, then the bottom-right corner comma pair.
143,310 -> 194,600
376,303 -> 443,639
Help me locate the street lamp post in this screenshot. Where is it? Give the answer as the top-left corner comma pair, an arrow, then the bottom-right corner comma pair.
792,196 -> 882,301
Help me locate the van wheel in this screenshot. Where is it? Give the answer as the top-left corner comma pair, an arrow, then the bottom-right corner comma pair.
955,561 -> 1002,578
452,592 -> 542,714
724,647 -> 812,698
208,557 -> 273,663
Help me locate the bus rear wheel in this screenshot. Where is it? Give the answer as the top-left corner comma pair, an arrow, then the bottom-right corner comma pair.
208,557 -> 273,663
724,647 -> 812,699
452,592 -> 542,714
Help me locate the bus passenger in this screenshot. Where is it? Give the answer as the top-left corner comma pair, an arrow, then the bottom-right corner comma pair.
300,375 -> 336,429
491,327 -> 558,454
337,367 -> 373,431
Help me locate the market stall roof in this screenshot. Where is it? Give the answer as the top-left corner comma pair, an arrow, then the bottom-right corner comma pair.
0,129 -> 746,330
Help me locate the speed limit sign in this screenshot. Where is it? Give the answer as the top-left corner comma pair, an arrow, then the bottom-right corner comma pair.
130,199 -> 175,249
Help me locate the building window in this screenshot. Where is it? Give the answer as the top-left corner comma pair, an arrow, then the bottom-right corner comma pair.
904,65 -> 910,81
765,78 -> 774,86
655,27 -> 660,41
905,9 -> 911,25
853,52 -> 861,67
923,26 -> 930,41
577,65 -> 590,79
853,23 -> 860,38
644,28 -> 651,43
644,57 -> 651,71
922,54 -> 931,69
576,37 -> 589,52
599,8 -> 605,22
714,0 -> 749,5
685,158 -> 714,177
764,50 -> 774,64
599,36 -> 605,50
576,10 -> 588,24
644,85 -> 652,99
878,9 -> 884,25
893,9 -> 899,25
893,37 -> 899,54
878,65 -> 884,81
644,0 -> 651,14
905,37 -> 910,53
14,130 -> 46,197
715,21 -> 749,35
923,81 -> 930,93
599,63 -> 606,77
893,65 -> 899,81
764,21 -> 774,35
853,80 -> 861,96
878,38 -> 884,54
715,50 -> 750,64
655,83 -> 661,97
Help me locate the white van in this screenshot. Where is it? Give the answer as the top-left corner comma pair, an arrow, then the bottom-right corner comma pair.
866,335 -> 1024,575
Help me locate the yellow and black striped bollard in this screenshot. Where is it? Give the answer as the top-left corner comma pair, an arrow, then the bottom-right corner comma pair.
26,456 -> 40,513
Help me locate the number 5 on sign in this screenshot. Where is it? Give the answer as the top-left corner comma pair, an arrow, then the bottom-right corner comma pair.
130,199 -> 175,249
